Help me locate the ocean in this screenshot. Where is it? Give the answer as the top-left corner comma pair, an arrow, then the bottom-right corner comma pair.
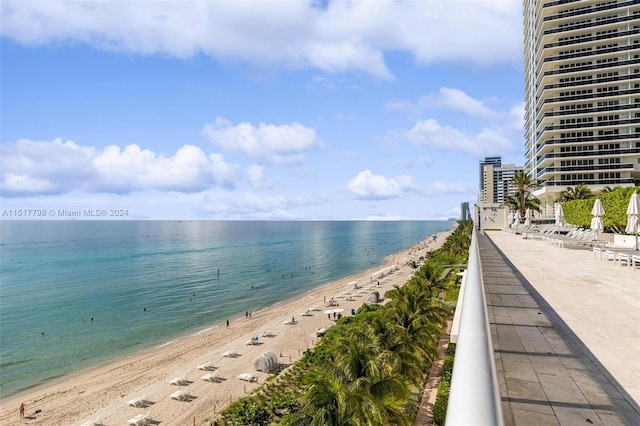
0,220 -> 453,398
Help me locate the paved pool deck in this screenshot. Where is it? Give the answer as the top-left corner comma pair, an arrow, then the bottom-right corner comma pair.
480,230 -> 640,425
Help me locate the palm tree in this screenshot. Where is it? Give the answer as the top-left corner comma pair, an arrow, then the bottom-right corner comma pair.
557,183 -> 592,201
504,172 -> 540,220
600,185 -> 620,193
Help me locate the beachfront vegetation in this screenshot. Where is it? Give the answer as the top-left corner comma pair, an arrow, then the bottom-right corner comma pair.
208,221 -> 473,426
432,343 -> 455,426
562,186 -> 640,231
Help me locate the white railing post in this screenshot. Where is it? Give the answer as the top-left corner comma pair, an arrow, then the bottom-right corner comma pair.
445,226 -> 503,426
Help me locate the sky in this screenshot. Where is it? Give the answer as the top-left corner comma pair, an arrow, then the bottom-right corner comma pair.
1,0 -> 526,220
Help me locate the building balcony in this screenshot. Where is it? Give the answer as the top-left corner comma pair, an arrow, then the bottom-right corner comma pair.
538,118 -> 640,134
541,59 -> 638,78
536,147 -> 640,164
542,1 -> 638,23
542,15 -> 638,36
540,74 -> 637,93
542,29 -> 639,49
539,88 -> 639,105
539,177 -> 636,187
536,103 -> 639,124
536,163 -> 634,179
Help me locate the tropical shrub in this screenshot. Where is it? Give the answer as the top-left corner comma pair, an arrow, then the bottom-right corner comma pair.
562,186 -> 640,230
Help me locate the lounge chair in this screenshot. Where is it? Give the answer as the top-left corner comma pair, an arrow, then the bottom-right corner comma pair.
261,331 -> 274,337
244,336 -> 259,345
169,375 -> 189,386
196,362 -> 216,371
201,373 -> 222,382
127,395 -> 148,408
222,349 -> 240,357
237,373 -> 256,382
170,389 -> 193,401
127,414 -> 149,426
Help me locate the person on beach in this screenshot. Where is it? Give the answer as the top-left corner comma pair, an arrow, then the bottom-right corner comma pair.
19,403 -> 24,418
226,319 -> 229,328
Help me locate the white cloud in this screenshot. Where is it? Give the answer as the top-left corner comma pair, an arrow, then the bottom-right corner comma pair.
1,1 -> 522,78
201,117 -> 321,164
403,118 -> 514,157
246,163 -> 271,188
431,181 -> 465,195
346,169 -> 414,200
0,138 -> 237,196
420,87 -> 501,121
197,191 -> 316,219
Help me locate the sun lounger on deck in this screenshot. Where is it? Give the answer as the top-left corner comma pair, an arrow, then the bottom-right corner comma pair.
222,349 -> 240,357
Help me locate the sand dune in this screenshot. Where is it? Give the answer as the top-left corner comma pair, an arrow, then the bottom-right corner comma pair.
0,230 -> 451,426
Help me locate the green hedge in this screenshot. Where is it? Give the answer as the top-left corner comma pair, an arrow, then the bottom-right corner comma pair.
563,186 -> 640,230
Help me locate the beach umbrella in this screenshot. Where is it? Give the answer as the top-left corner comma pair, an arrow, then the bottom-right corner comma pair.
513,212 -> 520,229
508,211 -> 515,228
524,208 -> 532,227
590,198 -> 605,241
332,308 -> 344,313
625,192 -> 640,251
554,204 -> 566,228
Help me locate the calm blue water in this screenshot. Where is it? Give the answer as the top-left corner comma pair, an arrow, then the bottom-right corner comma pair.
0,220 -> 452,397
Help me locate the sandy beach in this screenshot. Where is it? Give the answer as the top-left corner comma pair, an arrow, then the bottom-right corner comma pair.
0,229 -> 452,426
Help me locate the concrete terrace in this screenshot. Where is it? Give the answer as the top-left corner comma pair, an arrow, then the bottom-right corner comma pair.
480,230 -> 640,425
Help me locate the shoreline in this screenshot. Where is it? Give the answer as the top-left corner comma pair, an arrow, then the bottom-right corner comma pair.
0,229 -> 452,425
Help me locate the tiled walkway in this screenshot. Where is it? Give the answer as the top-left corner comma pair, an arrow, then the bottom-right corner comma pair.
479,231 -> 640,425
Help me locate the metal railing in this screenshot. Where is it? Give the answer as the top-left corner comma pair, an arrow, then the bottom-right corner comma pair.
445,225 -> 503,426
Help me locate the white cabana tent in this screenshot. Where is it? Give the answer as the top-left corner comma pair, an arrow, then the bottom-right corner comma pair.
254,349 -> 279,373
366,291 -> 380,304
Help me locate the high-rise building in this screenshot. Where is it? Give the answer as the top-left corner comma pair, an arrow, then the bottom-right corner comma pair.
479,157 -> 524,204
479,156 -> 502,203
523,0 -> 640,213
461,202 -> 471,221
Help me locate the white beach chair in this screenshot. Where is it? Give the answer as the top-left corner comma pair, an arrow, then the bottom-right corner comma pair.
169,375 -> 188,386
170,389 -> 192,401
126,394 -> 148,407
126,413 -> 149,426
237,373 -> 256,382
196,361 -> 216,371
244,336 -> 259,345
223,349 -> 239,357
201,372 -> 222,383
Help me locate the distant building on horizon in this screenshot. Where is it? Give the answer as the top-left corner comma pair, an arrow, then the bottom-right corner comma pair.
523,0 -> 640,216
460,202 -> 471,221
479,157 -> 524,205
